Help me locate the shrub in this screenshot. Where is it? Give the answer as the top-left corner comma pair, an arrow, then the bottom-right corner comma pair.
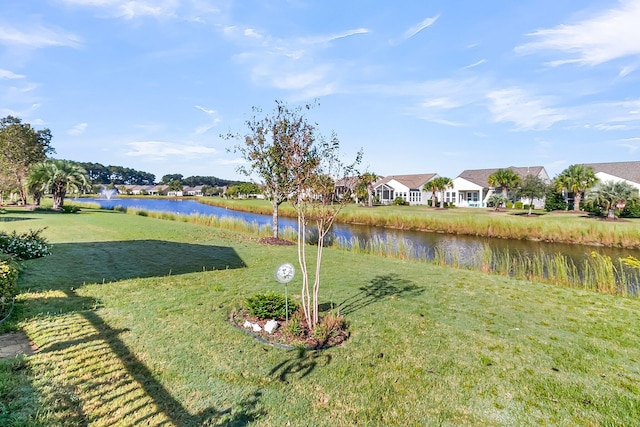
621,200 -> 640,218
514,201 -> 523,209
245,292 -> 295,320
0,228 -> 52,260
61,205 -> 81,213
393,197 -> 409,206
0,258 -> 19,315
544,189 -> 568,211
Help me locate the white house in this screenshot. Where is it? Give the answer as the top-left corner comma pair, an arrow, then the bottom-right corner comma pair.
581,161 -> 640,192
372,173 -> 438,205
452,166 -> 550,208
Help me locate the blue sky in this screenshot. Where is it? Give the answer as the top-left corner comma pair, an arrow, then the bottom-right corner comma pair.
2,1 -> 639,182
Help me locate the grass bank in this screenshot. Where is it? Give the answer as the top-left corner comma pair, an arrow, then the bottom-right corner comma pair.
2,208 -> 640,425
200,197 -> 640,248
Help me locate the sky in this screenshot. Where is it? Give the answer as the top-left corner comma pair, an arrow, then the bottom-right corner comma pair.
1,0 -> 640,183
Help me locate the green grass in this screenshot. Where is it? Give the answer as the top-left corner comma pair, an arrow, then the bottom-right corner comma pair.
1,208 -> 640,425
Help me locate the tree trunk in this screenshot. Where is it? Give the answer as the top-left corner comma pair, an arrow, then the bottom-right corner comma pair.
271,201 -> 279,238
53,190 -> 66,210
573,192 -> 582,212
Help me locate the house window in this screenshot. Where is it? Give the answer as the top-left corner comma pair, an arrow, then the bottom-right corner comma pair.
445,192 -> 455,203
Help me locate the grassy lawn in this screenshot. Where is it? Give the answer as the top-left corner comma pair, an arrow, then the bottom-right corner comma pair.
1,208 -> 640,425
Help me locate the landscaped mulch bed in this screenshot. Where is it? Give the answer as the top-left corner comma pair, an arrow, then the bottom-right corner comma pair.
230,309 -> 349,350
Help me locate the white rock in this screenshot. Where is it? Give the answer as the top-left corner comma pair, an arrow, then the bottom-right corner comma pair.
243,320 -> 252,329
265,319 -> 279,334
252,323 -> 262,332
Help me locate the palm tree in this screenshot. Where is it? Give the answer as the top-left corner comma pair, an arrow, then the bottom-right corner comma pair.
488,193 -> 508,210
488,169 -> 521,198
586,180 -> 637,219
27,160 -> 90,210
423,179 -> 440,207
355,172 -> 378,207
554,164 -> 598,212
432,177 -> 454,208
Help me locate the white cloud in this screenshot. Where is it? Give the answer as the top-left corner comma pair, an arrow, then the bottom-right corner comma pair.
403,15 -> 439,39
0,23 -> 81,48
486,88 -> 568,130
124,141 -> 217,159
59,0 -> 181,20
67,123 -> 88,136
58,0 -> 222,21
516,0 -> 640,66
193,105 -> 221,135
0,69 -> 24,79
460,59 -> 486,70
619,65 -> 636,78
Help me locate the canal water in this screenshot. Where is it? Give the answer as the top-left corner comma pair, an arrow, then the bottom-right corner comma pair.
77,197 -> 640,269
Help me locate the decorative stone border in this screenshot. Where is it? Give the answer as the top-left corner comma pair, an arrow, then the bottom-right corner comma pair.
229,310 -> 297,350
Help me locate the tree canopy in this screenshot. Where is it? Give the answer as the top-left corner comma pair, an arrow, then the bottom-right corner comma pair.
488,169 -> 521,198
226,100 -> 318,238
516,175 -> 548,215
554,164 -> 598,212
586,180 -> 638,219
0,116 -> 55,205
28,159 -> 90,210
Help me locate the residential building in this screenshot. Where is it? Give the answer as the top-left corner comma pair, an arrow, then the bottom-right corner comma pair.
372,173 -> 437,205
452,166 -> 550,208
581,161 -> 640,191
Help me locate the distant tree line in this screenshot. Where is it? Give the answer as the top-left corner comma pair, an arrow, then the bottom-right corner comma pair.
159,174 -> 245,187
75,162 -> 155,185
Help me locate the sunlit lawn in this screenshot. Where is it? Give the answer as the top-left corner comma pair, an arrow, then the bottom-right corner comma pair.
1,208 -> 640,426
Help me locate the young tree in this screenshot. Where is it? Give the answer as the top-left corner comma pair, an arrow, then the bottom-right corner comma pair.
555,164 -> 598,212
27,159 -> 90,210
586,180 -> 638,219
288,132 -> 362,327
0,116 -> 55,205
226,101 -> 316,239
488,169 -> 521,199
515,175 -> 548,215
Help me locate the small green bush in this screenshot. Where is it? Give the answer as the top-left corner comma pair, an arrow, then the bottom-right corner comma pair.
61,205 -> 81,213
0,258 -> 19,315
621,200 -> 640,218
514,201 -> 523,209
245,292 -> 295,320
393,197 -> 408,206
0,228 -> 52,260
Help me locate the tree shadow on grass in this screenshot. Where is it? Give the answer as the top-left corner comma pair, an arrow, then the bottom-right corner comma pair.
14,239 -> 258,425
269,347 -> 332,384
338,273 -> 424,316
30,289 -> 265,426
20,239 -> 246,291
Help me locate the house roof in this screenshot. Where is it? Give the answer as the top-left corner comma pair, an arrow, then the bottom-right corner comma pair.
580,161 -> 640,184
373,173 -> 437,190
457,166 -> 546,188
335,176 -> 359,189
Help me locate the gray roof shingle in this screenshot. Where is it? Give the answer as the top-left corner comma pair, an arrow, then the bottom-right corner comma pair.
580,161 -> 640,184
